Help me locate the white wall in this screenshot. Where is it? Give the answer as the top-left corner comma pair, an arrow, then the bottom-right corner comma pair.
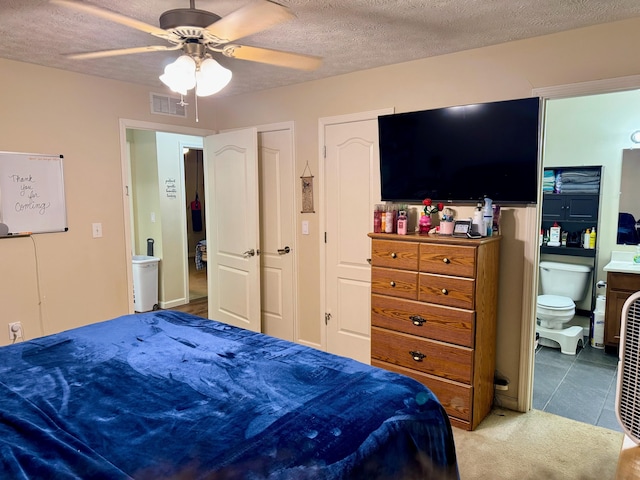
155,132 -> 203,307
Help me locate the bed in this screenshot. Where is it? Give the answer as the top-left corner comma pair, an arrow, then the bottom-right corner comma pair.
0,310 -> 458,479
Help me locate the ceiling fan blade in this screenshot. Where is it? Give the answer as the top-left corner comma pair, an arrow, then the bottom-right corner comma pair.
67,45 -> 181,60
50,0 -> 173,39
222,45 -> 322,71
205,0 -> 294,43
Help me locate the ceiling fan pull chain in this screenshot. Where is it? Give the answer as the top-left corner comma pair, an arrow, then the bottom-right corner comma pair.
195,91 -> 199,123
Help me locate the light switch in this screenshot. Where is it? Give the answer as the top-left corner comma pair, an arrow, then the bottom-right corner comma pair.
302,221 -> 309,235
151,212 -> 156,223
92,223 -> 103,238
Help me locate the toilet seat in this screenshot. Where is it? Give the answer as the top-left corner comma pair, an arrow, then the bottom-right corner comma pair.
537,294 -> 574,310
536,294 -> 581,354
537,294 -> 575,331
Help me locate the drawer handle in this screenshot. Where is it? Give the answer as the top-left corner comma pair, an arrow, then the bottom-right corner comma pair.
410,350 -> 426,362
410,315 -> 426,326
390,281 -> 396,287
391,252 -> 397,259
443,257 -> 450,264
441,288 -> 448,295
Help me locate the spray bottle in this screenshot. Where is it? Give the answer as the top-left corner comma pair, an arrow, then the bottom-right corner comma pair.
483,197 -> 493,237
472,201 -> 485,236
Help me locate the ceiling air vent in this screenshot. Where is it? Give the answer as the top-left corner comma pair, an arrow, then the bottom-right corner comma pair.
617,291 -> 640,443
150,93 -> 187,118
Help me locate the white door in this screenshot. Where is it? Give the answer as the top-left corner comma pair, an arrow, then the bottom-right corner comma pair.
322,109 -> 392,363
258,126 -> 296,341
204,128 -> 261,332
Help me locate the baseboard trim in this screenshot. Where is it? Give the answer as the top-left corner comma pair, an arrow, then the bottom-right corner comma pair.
495,393 -> 520,412
161,298 -> 188,309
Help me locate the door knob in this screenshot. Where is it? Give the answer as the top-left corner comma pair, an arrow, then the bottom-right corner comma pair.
243,249 -> 256,258
277,246 -> 291,255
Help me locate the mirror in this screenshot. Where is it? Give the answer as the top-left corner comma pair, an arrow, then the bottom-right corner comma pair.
617,149 -> 640,245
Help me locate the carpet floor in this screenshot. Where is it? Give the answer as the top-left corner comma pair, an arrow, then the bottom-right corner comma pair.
453,408 -> 624,479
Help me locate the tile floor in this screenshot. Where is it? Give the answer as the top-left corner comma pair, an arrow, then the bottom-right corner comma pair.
533,337 -> 623,432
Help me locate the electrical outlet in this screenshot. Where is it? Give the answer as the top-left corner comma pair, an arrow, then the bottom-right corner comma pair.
8,322 -> 23,341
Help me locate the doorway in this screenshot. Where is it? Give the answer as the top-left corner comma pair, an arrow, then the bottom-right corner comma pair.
184,148 -> 208,302
530,86 -> 640,430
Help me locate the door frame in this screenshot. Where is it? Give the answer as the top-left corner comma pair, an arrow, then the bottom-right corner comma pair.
318,108 -> 393,351
119,119 -> 214,313
519,74 -> 640,412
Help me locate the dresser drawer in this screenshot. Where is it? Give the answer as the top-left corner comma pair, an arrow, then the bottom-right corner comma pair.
371,359 -> 472,423
419,244 -> 476,278
371,267 -> 418,300
371,239 -> 419,270
371,327 -> 472,384
371,294 -> 474,347
419,273 -> 475,309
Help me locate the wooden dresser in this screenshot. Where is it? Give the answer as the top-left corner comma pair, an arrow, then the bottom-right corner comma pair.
368,232 -> 501,431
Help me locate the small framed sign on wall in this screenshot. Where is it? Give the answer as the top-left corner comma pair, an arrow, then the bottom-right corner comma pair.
301,162 -> 314,213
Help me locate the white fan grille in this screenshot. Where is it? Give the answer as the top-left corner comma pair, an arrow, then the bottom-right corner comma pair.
617,292 -> 640,443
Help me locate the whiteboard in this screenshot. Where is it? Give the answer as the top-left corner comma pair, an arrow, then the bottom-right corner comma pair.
0,151 -> 68,234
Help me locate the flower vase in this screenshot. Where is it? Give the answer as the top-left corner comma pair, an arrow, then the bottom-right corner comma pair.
419,213 -> 431,234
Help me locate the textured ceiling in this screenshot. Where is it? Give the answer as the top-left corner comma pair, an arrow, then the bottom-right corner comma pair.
2,0 -> 640,98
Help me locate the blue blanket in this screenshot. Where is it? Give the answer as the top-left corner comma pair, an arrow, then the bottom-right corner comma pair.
0,311 -> 458,479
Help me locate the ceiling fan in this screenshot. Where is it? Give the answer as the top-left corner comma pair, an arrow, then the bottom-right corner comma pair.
51,0 -> 322,96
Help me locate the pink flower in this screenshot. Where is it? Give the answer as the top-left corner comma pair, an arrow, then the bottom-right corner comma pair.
423,198 -> 442,216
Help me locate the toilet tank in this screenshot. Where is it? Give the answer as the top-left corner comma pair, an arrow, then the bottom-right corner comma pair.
539,261 -> 592,300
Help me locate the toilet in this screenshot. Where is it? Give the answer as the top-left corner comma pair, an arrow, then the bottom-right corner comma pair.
537,261 -> 592,355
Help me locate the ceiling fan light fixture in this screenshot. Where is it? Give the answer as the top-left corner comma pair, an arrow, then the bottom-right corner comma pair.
159,54 -> 197,95
196,58 -> 233,97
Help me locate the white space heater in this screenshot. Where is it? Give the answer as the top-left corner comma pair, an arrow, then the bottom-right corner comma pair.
617,291 -> 640,443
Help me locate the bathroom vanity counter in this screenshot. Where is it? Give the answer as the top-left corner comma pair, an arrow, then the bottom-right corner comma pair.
603,252 -> 640,349
604,251 -> 640,274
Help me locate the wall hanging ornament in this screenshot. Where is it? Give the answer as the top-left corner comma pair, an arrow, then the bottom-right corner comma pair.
301,162 -> 315,213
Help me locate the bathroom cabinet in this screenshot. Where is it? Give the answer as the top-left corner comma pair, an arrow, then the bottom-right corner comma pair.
368,232 -> 501,431
604,272 -> 640,349
541,193 -> 599,224
541,166 -> 601,247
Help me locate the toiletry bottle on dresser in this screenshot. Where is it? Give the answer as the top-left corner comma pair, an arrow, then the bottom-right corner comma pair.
472,203 -> 485,236
397,211 -> 407,235
373,205 -> 382,233
635,245 -> 640,264
385,207 -> 394,233
589,228 -> 596,249
483,197 -> 493,236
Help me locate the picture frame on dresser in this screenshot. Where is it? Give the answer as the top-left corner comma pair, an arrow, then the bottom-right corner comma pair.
452,219 -> 471,237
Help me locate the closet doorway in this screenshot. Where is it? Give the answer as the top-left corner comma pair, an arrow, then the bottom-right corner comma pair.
184,148 -> 207,302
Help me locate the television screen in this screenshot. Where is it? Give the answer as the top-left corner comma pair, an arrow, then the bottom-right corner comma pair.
378,97 -> 540,204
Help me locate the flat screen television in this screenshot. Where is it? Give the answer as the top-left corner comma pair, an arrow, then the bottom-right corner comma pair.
378,97 -> 541,205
